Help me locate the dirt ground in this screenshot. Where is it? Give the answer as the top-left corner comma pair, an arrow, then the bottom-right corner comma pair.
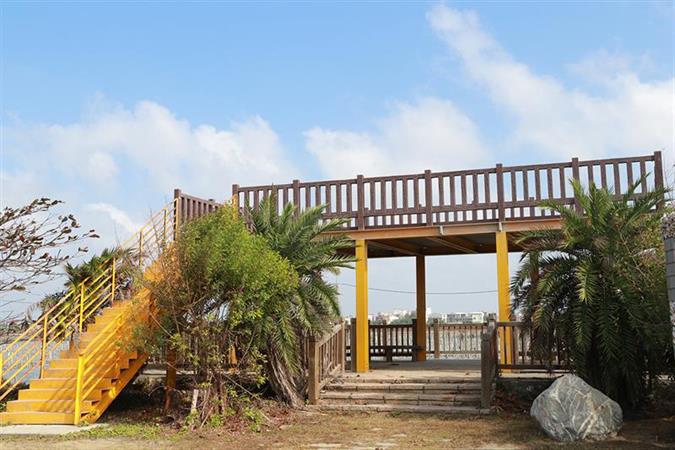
2,409 -> 674,450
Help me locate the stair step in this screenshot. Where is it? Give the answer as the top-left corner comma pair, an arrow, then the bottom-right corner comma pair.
43,366 -> 120,379
338,377 -> 479,384
324,382 -> 480,393
320,391 -> 480,405
0,411 -> 75,425
5,399 -> 94,413
50,355 -> 131,370
314,403 -> 490,415
30,377 -> 112,390
18,388 -> 103,401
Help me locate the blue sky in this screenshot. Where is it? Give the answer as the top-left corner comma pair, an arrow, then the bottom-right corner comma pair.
1,1 -> 674,317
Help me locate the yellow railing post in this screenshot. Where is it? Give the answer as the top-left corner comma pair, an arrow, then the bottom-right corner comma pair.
74,354 -> 84,425
139,230 -> 144,267
79,283 -> 85,333
111,259 -> 116,306
0,353 -> 3,384
163,208 -> 168,242
39,313 -> 49,378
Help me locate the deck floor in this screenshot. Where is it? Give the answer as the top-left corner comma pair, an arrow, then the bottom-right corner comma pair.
342,359 -> 562,380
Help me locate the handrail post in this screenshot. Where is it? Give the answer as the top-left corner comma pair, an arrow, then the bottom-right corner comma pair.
138,230 -> 144,267
433,318 -> 440,359
163,208 -> 168,242
307,335 -> 320,404
496,163 -> 505,221
232,184 -> 240,219
654,151 -> 664,209
339,321 -> 346,373
350,317 -> 357,372
424,170 -> 433,226
411,318 -> 418,362
292,180 -> 300,218
571,157 -> 581,212
356,175 -> 365,230
173,188 -> 182,240
111,259 -> 116,306
74,354 -> 84,425
79,283 -> 84,333
39,313 -> 48,378
0,353 -> 3,384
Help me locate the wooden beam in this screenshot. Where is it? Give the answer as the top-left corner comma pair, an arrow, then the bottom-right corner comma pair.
427,236 -> 479,254
368,239 -> 422,256
415,256 -> 426,362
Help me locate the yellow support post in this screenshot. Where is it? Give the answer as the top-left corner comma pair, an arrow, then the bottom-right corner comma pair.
0,353 -> 3,384
79,283 -> 85,333
415,255 -> 427,362
39,313 -> 48,378
74,354 -> 84,425
355,239 -> 369,373
496,230 -> 512,365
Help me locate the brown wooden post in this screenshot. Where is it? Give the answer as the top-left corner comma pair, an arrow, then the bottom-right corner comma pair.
292,179 -> 300,217
350,317 -> 357,372
433,318 -> 440,359
339,321 -> 346,373
356,175 -> 365,230
308,335 -> 320,404
415,255 -> 427,361
654,151 -> 665,209
164,349 -> 177,412
424,170 -> 433,226
496,163 -> 505,221
411,318 -> 418,362
231,184 -> 239,217
173,188 -> 181,239
571,157 -> 581,212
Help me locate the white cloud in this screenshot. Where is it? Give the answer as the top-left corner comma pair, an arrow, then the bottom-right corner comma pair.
305,97 -> 489,179
87,203 -> 141,234
427,5 -> 674,163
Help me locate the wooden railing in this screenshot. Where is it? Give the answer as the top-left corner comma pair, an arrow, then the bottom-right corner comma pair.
307,323 -> 346,404
173,189 -> 221,228
234,152 -> 663,230
481,318 -> 498,408
345,319 -> 487,362
496,321 -> 569,370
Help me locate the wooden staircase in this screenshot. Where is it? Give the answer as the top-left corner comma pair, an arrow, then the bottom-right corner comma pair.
317,374 -> 490,414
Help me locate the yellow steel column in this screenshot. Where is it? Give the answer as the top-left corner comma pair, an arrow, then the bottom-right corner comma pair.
355,239 -> 369,373
415,255 -> 427,362
496,230 -> 512,365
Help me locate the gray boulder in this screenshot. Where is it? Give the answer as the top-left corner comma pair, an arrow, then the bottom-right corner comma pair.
530,374 -> 622,441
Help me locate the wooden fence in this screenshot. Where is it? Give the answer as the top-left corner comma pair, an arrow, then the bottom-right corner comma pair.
234,152 -> 663,230
173,189 -> 222,228
496,321 -> 569,370
345,319 -> 487,362
307,323 -> 346,404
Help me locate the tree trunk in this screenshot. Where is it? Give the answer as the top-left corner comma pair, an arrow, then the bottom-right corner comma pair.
266,346 -> 304,408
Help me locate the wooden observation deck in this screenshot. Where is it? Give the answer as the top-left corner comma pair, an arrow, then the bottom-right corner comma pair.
230,152 -> 664,373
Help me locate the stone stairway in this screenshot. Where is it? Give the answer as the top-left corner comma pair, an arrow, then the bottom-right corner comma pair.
317,374 -> 489,414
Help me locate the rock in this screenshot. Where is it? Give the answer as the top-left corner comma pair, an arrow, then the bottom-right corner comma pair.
530,374 -> 622,441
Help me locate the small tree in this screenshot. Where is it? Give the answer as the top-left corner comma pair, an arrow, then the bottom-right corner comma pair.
0,198 -> 97,320
511,179 -> 673,409
142,206 -> 299,425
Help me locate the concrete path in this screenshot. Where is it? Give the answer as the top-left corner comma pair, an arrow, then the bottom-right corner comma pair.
0,424 -> 105,435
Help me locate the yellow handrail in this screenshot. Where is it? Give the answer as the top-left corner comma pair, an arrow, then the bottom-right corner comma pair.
0,199 -> 178,404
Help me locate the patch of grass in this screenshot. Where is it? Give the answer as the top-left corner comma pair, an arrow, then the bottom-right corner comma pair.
76,422 -> 165,440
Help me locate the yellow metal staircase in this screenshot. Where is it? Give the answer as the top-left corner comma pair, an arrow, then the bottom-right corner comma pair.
0,200 -> 176,425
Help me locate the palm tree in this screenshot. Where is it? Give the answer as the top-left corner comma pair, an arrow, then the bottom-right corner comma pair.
248,197 -> 354,405
511,178 -> 673,409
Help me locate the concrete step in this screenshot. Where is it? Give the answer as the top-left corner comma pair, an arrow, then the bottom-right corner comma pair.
323,382 -> 481,393
320,391 -> 480,406
314,403 -> 490,415
0,411 -> 76,425
18,388 -> 103,401
337,376 -> 479,384
5,399 -> 94,413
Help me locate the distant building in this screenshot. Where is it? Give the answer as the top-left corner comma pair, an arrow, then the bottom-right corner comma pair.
442,312 -> 485,324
